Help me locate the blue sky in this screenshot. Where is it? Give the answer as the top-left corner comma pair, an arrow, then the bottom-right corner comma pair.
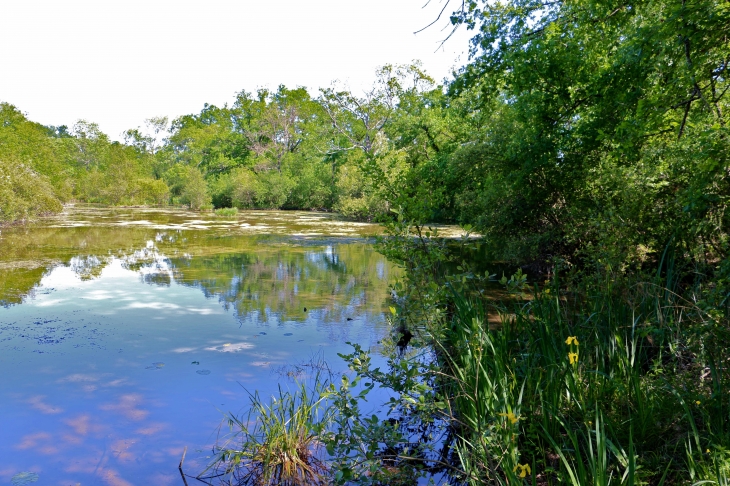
2,0 -> 471,140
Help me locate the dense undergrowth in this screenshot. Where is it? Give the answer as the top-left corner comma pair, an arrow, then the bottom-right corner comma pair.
439,273 -> 730,484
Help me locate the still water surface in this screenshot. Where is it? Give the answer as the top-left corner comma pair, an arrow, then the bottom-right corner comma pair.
0,207 -> 405,485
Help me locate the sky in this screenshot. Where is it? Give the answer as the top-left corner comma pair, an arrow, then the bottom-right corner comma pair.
1,0 -> 472,141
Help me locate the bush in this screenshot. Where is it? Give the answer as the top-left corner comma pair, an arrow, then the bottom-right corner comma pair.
229,168 -> 263,209
176,166 -> 212,210
0,157 -> 63,223
137,178 -> 170,205
255,171 -> 294,209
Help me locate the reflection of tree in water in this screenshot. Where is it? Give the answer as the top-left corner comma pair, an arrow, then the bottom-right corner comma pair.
69,255 -> 109,280
166,243 -> 395,325
0,266 -> 48,306
0,224 -> 168,304
141,270 -> 172,287
0,212 -> 399,323
120,243 -> 174,287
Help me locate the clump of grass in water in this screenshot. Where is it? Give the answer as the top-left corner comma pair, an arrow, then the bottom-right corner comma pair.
203,374 -> 331,486
215,207 -> 239,217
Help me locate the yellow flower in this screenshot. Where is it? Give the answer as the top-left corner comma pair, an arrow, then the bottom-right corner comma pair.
565,336 -> 579,346
696,400 -> 701,405
545,288 -> 551,294
499,412 -> 520,424
568,352 -> 579,364
513,463 -> 532,478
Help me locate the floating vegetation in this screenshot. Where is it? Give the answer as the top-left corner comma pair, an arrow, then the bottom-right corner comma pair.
11,472 -> 39,485
191,361 -> 200,365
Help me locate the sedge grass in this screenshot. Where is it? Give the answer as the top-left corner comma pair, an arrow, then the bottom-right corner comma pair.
204,374 -> 331,486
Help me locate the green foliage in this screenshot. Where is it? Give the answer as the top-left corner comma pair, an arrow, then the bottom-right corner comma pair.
443,0 -> 730,268
0,102 -> 174,217
0,102 -> 75,202
136,178 -> 170,206
228,168 -> 262,209
168,165 -> 211,210
214,206 -> 238,217
206,377 -> 330,486
0,156 -> 62,223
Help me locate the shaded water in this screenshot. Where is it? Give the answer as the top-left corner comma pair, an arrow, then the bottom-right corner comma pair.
0,206 -> 405,485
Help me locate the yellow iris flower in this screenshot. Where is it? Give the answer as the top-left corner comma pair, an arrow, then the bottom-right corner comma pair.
498,412 -> 520,424
565,336 -> 579,346
513,463 -> 531,478
568,352 -> 579,364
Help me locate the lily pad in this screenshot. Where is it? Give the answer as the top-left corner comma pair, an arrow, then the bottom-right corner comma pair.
196,369 -> 211,375
11,472 -> 39,485
146,362 -> 165,370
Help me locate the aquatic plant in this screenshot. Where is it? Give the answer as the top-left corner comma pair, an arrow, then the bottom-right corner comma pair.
215,207 -> 239,217
203,375 -> 331,486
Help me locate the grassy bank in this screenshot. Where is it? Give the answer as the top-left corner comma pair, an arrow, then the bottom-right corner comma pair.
438,276 -> 729,484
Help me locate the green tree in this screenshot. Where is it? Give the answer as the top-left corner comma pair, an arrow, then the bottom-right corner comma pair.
445,0 -> 730,266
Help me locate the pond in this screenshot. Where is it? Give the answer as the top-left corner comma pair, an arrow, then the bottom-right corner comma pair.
0,206 -> 417,485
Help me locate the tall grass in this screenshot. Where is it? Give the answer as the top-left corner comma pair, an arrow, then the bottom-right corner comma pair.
203,375 -> 330,486
435,269 -> 730,484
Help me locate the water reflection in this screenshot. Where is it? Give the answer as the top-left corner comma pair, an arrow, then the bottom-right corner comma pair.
0,207 -> 401,485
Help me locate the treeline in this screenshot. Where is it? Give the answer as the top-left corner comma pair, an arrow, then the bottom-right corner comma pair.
1,63 -> 465,225
2,0 -> 728,273
0,104 -> 169,222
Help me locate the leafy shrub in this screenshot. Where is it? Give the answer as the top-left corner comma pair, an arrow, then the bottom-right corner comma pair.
229,168 -> 263,209
137,178 -> 170,205
0,157 -> 63,223
172,166 -> 211,210
255,171 -> 294,209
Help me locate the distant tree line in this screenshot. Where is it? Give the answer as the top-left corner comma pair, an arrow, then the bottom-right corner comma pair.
0,63 -> 447,224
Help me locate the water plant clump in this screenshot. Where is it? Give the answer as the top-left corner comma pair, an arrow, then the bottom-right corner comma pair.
215,207 -> 239,217
202,375 -> 331,486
